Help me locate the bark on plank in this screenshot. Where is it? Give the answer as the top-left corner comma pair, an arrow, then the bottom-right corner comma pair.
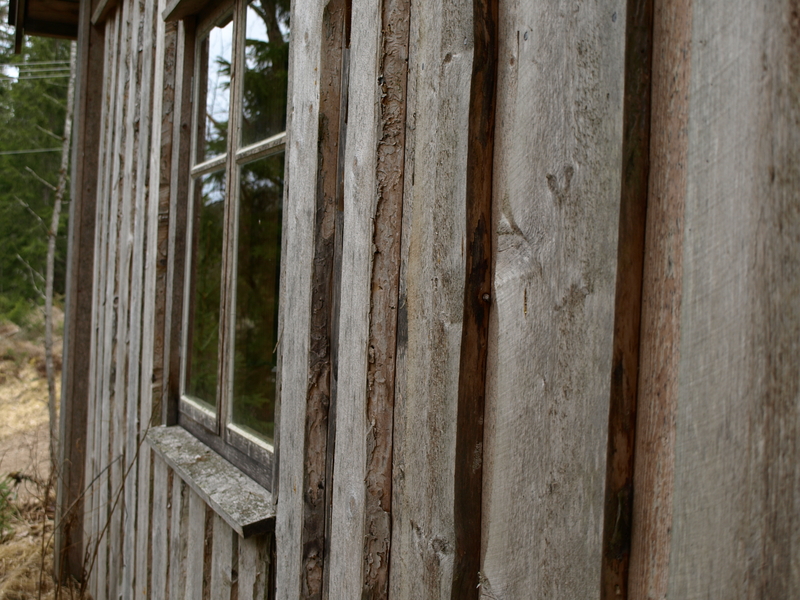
627,0 -> 692,596
599,0 -> 653,596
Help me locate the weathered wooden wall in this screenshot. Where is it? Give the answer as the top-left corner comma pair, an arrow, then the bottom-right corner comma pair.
79,1 -> 276,598
64,0 -> 800,598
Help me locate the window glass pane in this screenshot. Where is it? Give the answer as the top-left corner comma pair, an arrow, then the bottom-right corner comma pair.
197,16 -> 233,162
185,172 -> 226,408
231,152 -> 284,441
241,0 -> 290,147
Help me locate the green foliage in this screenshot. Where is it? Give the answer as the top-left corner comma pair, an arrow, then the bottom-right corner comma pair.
0,9 -> 71,326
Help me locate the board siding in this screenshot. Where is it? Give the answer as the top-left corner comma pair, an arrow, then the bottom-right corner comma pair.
481,1 -> 627,598
274,0 -> 323,597
666,2 -> 800,597
389,0 -> 473,597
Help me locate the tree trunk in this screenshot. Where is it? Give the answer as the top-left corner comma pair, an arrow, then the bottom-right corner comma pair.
46,41 -> 77,475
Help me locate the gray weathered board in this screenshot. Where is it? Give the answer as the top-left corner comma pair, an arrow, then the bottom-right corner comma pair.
480,1 -> 626,598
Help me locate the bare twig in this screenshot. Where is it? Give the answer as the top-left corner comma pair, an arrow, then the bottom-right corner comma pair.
16,253 -> 46,299
14,195 -> 47,229
35,124 -> 65,142
25,166 -> 58,192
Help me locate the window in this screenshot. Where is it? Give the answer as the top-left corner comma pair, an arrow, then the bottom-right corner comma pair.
179,0 -> 290,488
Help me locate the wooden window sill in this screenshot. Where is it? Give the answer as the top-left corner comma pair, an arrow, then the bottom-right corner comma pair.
146,426 -> 275,537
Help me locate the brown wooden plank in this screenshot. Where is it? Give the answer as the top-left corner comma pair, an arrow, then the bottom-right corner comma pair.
450,0 -> 498,596
598,0 -> 653,598
55,0 -> 104,581
626,0 -> 692,597
388,1 -> 473,597
297,1 -> 347,596
480,0 -> 628,596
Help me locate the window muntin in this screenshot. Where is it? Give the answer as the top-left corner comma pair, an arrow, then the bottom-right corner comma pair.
180,0 -> 289,479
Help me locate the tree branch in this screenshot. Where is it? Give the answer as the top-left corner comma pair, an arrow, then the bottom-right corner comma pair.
35,123 -> 65,142
25,165 -> 58,193
14,195 -> 47,229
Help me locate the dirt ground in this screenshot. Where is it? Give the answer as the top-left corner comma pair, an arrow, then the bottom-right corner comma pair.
0,317 -> 83,599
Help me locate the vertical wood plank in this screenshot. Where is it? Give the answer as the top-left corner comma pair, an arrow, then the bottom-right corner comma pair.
186,489 -> 207,599
239,535 -> 270,600
274,0 -> 323,597
326,0 -> 382,594
627,0 -> 692,597
56,0 -> 104,579
326,0 -> 411,595
151,457 -> 170,599
666,1 -> 800,597
599,0 -> 653,597
210,514 -> 236,600
389,0 -> 473,597
168,475 -> 189,599
162,19 -> 193,421
84,9 -> 118,599
97,5 -> 128,595
480,0 -> 627,597
298,1 -> 347,596
113,0 -> 140,593
135,0 -> 168,597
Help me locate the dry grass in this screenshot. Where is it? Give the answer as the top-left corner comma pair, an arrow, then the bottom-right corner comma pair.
0,485 -> 83,600
0,316 -> 83,600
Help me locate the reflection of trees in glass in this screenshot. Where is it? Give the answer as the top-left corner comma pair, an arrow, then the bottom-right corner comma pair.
232,153 -> 283,440
199,18 -> 233,161
242,0 -> 290,146
186,175 -> 226,407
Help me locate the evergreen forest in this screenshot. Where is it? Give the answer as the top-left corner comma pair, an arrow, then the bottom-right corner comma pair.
0,4 -> 70,326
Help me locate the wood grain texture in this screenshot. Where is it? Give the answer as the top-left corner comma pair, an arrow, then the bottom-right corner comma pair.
211,513 -> 236,600
665,1 -> 800,597
326,0 -> 381,592
186,488 -> 207,599
627,0 -> 692,597
599,0 -> 652,597
239,535 -> 270,600
55,0 -> 103,579
480,0 -> 627,597
389,0 -> 473,597
451,0 -> 497,596
168,475 -> 190,599
298,1 -> 346,596
85,13 -> 119,598
152,457 -> 170,599
273,0 -> 323,596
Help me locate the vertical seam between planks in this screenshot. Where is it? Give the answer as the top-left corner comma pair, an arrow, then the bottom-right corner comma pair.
599,0 -> 654,598
450,0 -> 498,597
